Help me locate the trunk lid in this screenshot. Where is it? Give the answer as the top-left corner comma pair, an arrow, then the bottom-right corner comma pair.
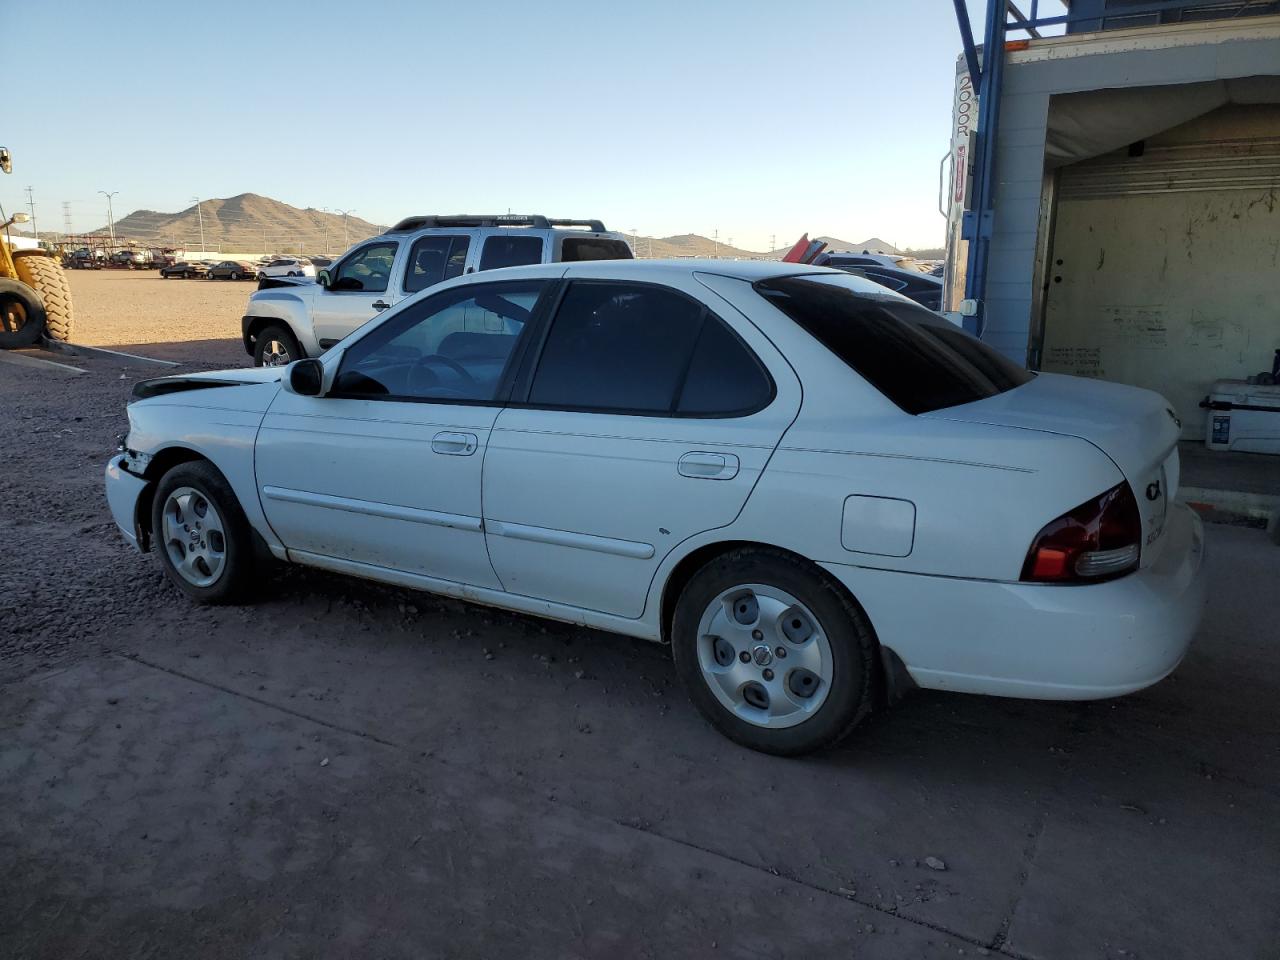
925,373 -> 1182,564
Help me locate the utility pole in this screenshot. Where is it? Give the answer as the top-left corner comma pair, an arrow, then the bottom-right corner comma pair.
23,186 -> 38,241
63,201 -> 73,246
335,208 -> 355,247
631,227 -> 638,257
712,229 -> 719,258
98,190 -> 119,249
770,234 -> 776,258
191,196 -> 205,253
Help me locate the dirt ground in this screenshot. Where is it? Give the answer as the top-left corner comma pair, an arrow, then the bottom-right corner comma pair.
70,268 -> 251,352
2,272 -> 1279,959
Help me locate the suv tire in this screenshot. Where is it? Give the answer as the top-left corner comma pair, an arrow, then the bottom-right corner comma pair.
253,323 -> 302,368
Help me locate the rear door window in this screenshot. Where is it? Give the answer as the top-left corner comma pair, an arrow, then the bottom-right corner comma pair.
675,314 -> 773,415
479,235 -> 544,271
755,274 -> 1031,415
526,280 -> 770,416
404,235 -> 471,293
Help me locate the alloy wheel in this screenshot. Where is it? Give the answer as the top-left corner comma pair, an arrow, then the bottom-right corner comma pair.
695,583 -> 834,729
160,486 -> 227,588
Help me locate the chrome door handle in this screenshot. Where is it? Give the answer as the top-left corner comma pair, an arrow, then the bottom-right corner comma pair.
431,431 -> 478,456
678,451 -> 740,480
372,300 -> 391,311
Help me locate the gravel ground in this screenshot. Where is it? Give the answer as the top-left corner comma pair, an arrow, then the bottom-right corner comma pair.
2,276 -> 1279,958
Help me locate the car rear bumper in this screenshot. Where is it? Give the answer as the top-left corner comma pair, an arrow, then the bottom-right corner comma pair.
821,503 -> 1207,700
105,454 -> 150,552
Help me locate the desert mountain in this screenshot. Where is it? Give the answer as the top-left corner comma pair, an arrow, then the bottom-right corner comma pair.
93,193 -> 942,259
102,194 -> 386,254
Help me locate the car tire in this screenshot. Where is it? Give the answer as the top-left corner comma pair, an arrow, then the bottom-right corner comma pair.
183,271 -> 190,279
253,323 -> 302,368
231,271 -> 239,280
671,547 -> 877,756
151,460 -> 256,604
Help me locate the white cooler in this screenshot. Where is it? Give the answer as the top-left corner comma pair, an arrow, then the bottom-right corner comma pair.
1203,379 -> 1280,454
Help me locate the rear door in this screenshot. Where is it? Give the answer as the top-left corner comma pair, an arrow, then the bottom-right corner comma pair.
400,233 -> 476,298
482,272 -> 800,618
311,239 -> 403,348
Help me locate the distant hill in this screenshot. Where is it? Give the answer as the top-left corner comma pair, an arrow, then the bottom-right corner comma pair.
632,233 -> 763,259
633,233 -> 940,260
90,198 -> 945,261
102,194 -> 385,255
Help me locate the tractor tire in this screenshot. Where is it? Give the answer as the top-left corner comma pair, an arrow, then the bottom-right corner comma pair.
0,278 -> 48,349
14,251 -> 75,342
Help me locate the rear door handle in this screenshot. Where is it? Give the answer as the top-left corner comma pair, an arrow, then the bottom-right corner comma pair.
372,300 -> 391,311
678,451 -> 740,480
431,431 -> 478,456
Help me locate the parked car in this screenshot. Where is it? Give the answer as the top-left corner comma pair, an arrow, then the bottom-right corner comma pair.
207,260 -> 258,281
815,252 -> 934,273
106,259 -> 1206,755
241,213 -> 634,366
257,258 -> 316,280
829,263 -> 943,311
159,261 -> 208,279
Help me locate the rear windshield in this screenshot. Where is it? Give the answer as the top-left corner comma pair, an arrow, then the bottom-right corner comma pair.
559,238 -> 634,262
754,275 -> 1032,415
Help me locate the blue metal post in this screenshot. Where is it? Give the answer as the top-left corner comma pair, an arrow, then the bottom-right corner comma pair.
959,2 -> 1007,337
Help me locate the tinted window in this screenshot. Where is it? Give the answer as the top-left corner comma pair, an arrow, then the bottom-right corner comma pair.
404,235 -> 470,293
755,275 -> 1032,415
560,238 -> 634,262
331,242 -> 398,293
676,316 -> 773,415
529,281 -> 704,414
479,235 -> 543,271
333,280 -> 546,402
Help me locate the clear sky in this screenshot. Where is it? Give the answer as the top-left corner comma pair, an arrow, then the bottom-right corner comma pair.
2,0 -> 984,251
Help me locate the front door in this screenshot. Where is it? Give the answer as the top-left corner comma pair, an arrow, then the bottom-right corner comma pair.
256,278 -> 551,587
482,275 -> 799,619
311,239 -> 403,348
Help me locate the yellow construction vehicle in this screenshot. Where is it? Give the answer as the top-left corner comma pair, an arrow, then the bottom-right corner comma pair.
1,145 -> 75,348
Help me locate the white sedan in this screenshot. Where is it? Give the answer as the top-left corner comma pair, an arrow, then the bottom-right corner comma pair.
104,260 -> 1206,755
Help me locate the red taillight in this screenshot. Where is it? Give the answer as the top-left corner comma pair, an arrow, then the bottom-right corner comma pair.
1021,482 -> 1142,584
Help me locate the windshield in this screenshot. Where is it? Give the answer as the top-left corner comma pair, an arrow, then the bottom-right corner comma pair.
754,274 -> 1032,415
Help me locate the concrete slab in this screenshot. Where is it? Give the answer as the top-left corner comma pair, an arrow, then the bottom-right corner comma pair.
0,656 -> 973,959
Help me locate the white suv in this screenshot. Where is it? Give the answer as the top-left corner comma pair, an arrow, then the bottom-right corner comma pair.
257,258 -> 316,280
241,215 -> 633,366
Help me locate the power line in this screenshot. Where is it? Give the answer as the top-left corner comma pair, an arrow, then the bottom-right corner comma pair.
24,186 -> 37,241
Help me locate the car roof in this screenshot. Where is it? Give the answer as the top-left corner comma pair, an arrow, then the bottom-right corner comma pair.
429,257 -> 894,295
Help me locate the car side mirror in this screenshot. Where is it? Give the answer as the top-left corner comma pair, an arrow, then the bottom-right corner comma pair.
286,358 -> 325,396
317,269 -> 331,289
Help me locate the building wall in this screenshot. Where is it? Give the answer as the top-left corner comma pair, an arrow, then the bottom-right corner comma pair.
982,22 -> 1280,363
1065,1 -> 1280,35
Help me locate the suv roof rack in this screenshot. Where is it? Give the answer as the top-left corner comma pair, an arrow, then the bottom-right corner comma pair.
387,214 -> 608,233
